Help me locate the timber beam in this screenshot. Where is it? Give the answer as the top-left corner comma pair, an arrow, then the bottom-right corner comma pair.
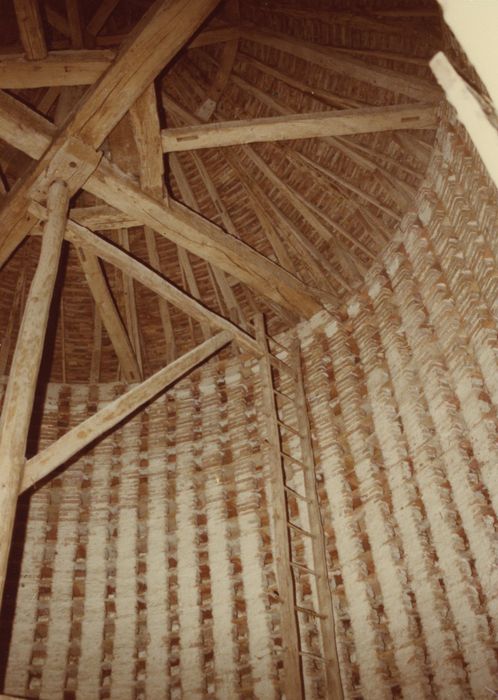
0,179 -> 69,604
21,331 -> 232,492
161,102 -> 438,152
13,0 -> 47,60
0,49 -> 114,88
76,249 -> 143,382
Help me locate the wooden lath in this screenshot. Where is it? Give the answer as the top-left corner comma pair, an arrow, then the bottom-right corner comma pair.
239,26 -> 441,102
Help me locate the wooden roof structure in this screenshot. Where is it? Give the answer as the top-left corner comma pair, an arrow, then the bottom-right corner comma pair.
0,0 -> 442,384
1,0 -> 498,698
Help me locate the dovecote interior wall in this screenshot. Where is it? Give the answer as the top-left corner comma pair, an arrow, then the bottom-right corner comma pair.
1,96 -> 498,700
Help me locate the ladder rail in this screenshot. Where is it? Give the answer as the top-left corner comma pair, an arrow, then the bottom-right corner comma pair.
291,337 -> 344,699
256,314 -> 344,700
255,315 -> 304,700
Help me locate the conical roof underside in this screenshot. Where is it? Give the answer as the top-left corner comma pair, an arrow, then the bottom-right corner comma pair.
0,0 -> 442,382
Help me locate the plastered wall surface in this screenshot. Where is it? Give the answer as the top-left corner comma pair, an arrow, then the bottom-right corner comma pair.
297,103 -> 498,699
1,362 -> 281,700
1,101 -> 498,698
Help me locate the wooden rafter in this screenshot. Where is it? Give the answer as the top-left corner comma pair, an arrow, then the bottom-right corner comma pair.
162,103 -> 437,152
248,7 -> 439,44
129,83 -> 181,360
239,26 -> 441,101
65,0 -> 85,48
77,248 -> 143,382
238,50 -> 364,109
195,0 -> 239,120
169,154 -> 242,334
189,23 -> 239,48
116,227 -> 144,374
13,0 -> 47,60
21,331 -> 232,492
45,4 -> 71,39
29,201 -> 262,356
87,0 -> 122,38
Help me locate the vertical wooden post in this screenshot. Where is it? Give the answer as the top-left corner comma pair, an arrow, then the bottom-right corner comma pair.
254,314 -> 303,700
0,179 -> 69,604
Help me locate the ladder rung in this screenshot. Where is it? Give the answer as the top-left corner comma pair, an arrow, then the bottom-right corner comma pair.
280,451 -> 310,469
295,605 -> 327,620
287,521 -> 314,538
272,387 -> 293,403
276,418 -> 301,437
283,485 -> 311,503
269,354 -> 296,377
299,649 -> 326,661
290,561 -> 318,577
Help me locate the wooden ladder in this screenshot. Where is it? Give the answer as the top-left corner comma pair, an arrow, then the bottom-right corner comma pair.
255,315 -> 343,700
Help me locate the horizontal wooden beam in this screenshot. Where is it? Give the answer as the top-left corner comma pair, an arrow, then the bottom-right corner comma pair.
0,89 -> 321,318
2,8 -> 230,88
21,331 -> 232,492
161,102 -> 437,152
70,204 -> 141,230
0,49 -> 114,88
